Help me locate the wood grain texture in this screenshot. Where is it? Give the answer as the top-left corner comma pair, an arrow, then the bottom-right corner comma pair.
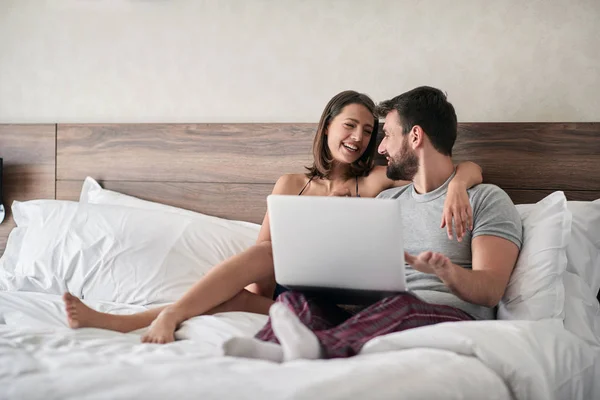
57,124 -> 315,183
454,123 -> 600,191
0,124 -> 56,253
57,180 -> 273,224
60,123 -> 600,191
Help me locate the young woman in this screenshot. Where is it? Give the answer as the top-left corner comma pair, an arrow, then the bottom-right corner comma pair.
63,90 -> 482,344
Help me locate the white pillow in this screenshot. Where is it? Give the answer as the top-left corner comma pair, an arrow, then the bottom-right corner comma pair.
79,177 -> 259,229
566,200 -> 600,295
498,191 -> 571,320
1,200 -> 259,305
517,198 -> 600,296
562,271 -> 600,346
0,226 -> 27,288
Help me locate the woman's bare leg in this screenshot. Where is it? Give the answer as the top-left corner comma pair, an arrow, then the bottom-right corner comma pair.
64,292 -> 165,333
141,242 -> 275,343
141,289 -> 274,343
64,241 -> 276,338
206,289 -> 274,316
64,288 -> 274,336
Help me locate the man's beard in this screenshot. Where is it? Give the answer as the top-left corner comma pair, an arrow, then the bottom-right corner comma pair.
386,138 -> 419,181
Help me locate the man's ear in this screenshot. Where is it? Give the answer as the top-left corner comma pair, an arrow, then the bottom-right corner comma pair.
411,125 -> 425,149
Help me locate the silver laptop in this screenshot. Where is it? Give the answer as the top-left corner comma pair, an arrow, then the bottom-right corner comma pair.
267,195 -> 406,303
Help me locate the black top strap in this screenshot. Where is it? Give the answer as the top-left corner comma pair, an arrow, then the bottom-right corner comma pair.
298,176 -> 314,196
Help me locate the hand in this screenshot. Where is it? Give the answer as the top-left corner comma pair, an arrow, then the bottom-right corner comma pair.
441,182 -> 473,242
404,251 -> 453,278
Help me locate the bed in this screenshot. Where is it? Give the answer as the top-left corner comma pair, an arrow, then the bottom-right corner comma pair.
0,122 -> 599,400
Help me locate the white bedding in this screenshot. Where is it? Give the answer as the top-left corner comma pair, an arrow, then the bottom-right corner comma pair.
0,291 -> 598,400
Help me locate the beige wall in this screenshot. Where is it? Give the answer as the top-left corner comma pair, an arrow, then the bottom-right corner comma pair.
0,0 -> 598,123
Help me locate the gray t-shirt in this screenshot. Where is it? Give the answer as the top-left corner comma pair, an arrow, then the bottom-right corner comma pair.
377,173 -> 523,320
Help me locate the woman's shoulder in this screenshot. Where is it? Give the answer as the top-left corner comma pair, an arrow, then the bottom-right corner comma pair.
273,173 -> 309,195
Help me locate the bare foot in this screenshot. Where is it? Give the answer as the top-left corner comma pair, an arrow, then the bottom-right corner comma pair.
141,308 -> 179,344
63,292 -> 107,329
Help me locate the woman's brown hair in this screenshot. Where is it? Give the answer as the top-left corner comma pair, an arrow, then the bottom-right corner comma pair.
305,90 -> 379,179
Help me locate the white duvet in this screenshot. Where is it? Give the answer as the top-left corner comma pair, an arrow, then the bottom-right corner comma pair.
0,291 -> 598,400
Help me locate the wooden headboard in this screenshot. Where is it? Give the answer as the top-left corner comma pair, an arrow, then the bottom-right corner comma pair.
1,121 -> 599,244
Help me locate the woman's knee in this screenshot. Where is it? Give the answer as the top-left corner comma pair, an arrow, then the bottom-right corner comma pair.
255,241 -> 273,260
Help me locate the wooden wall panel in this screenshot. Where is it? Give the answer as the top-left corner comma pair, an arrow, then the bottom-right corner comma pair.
58,123 -> 600,189
57,124 -> 314,183
452,123 -> 600,191
0,124 -> 56,253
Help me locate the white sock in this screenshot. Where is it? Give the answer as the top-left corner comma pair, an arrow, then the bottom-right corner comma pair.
222,337 -> 283,363
270,303 -> 322,362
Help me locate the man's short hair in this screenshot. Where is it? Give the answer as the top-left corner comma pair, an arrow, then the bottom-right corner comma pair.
377,86 -> 458,156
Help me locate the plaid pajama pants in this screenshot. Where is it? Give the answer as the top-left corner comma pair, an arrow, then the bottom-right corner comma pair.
255,291 -> 474,358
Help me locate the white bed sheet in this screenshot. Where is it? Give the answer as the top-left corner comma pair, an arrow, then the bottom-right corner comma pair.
0,291 -> 597,400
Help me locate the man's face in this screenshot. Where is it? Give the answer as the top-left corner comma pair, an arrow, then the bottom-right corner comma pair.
378,110 -> 419,181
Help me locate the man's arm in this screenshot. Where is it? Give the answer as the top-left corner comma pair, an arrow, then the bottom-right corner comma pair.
405,235 -> 519,307
444,236 -> 519,307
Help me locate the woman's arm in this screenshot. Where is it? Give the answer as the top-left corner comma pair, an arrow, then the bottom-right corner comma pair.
254,174 -> 302,245
365,166 -> 411,191
254,208 -> 273,244
372,161 -> 483,241
246,174 -> 303,296
442,161 -> 483,241
373,161 -> 483,190
452,161 -> 483,189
